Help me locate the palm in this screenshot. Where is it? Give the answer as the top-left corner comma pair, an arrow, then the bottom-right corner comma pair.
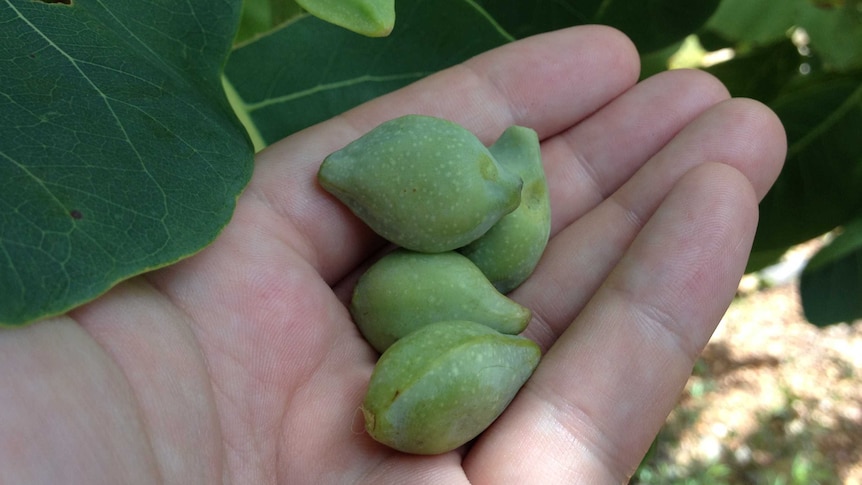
1,26 -> 785,484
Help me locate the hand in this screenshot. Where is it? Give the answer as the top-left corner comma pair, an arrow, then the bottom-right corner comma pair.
0,26 -> 786,484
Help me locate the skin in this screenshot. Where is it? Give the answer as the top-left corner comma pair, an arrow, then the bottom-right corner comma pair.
0,25 -> 786,484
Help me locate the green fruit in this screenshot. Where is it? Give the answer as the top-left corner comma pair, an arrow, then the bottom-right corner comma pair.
459,126 -> 551,293
351,249 -> 531,352
318,115 -> 523,253
295,0 -> 395,37
362,320 -> 540,455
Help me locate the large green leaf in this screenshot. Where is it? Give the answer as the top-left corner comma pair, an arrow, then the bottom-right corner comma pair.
224,0 -> 511,147
704,0 -> 862,71
0,1 -> 253,326
473,0 -> 720,53
703,0 -> 803,47
800,2 -> 862,71
800,217 -> 862,325
753,74 -> 862,253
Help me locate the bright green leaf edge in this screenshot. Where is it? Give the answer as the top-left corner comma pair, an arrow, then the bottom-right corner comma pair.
0,1 -> 254,326
295,0 -> 395,37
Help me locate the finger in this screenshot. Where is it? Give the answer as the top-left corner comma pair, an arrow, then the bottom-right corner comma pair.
69,280 -> 223,482
0,316 -> 162,482
248,25 -> 640,283
464,162 -> 760,483
541,68 -> 730,234
517,97 -> 786,349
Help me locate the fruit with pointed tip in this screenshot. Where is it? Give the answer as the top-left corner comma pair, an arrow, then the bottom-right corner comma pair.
350,249 -> 532,352
318,115 -> 523,253
459,126 -> 551,293
362,320 -> 540,455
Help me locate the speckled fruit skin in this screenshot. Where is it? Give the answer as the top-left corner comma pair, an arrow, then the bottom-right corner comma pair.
459,126 -> 551,293
350,249 -> 532,352
317,115 -> 523,253
362,321 -> 540,455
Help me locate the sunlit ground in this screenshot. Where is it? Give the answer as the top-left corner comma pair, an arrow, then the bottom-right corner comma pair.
633,239 -> 862,485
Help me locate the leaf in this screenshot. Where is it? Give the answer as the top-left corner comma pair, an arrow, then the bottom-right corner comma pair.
295,0 -> 395,37
753,73 -> 862,253
638,40 -> 683,80
473,0 -> 720,53
800,217 -> 862,325
595,0 -> 721,53
704,0 -> 862,71
800,2 -> 862,71
224,0 -> 511,147
235,0 -> 304,44
745,246 -> 788,274
702,39 -> 804,104
471,0 -> 596,39
0,1 -> 254,326
703,0 -> 804,46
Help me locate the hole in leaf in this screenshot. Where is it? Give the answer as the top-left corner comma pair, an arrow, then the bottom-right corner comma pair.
69,210 -> 83,220
36,0 -> 72,5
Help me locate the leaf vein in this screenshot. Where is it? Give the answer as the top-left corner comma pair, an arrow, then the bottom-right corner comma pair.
245,72 -> 430,111
787,82 -> 862,159
6,0 -> 171,222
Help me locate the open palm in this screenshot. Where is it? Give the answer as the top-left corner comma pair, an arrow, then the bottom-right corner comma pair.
0,26 -> 786,484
